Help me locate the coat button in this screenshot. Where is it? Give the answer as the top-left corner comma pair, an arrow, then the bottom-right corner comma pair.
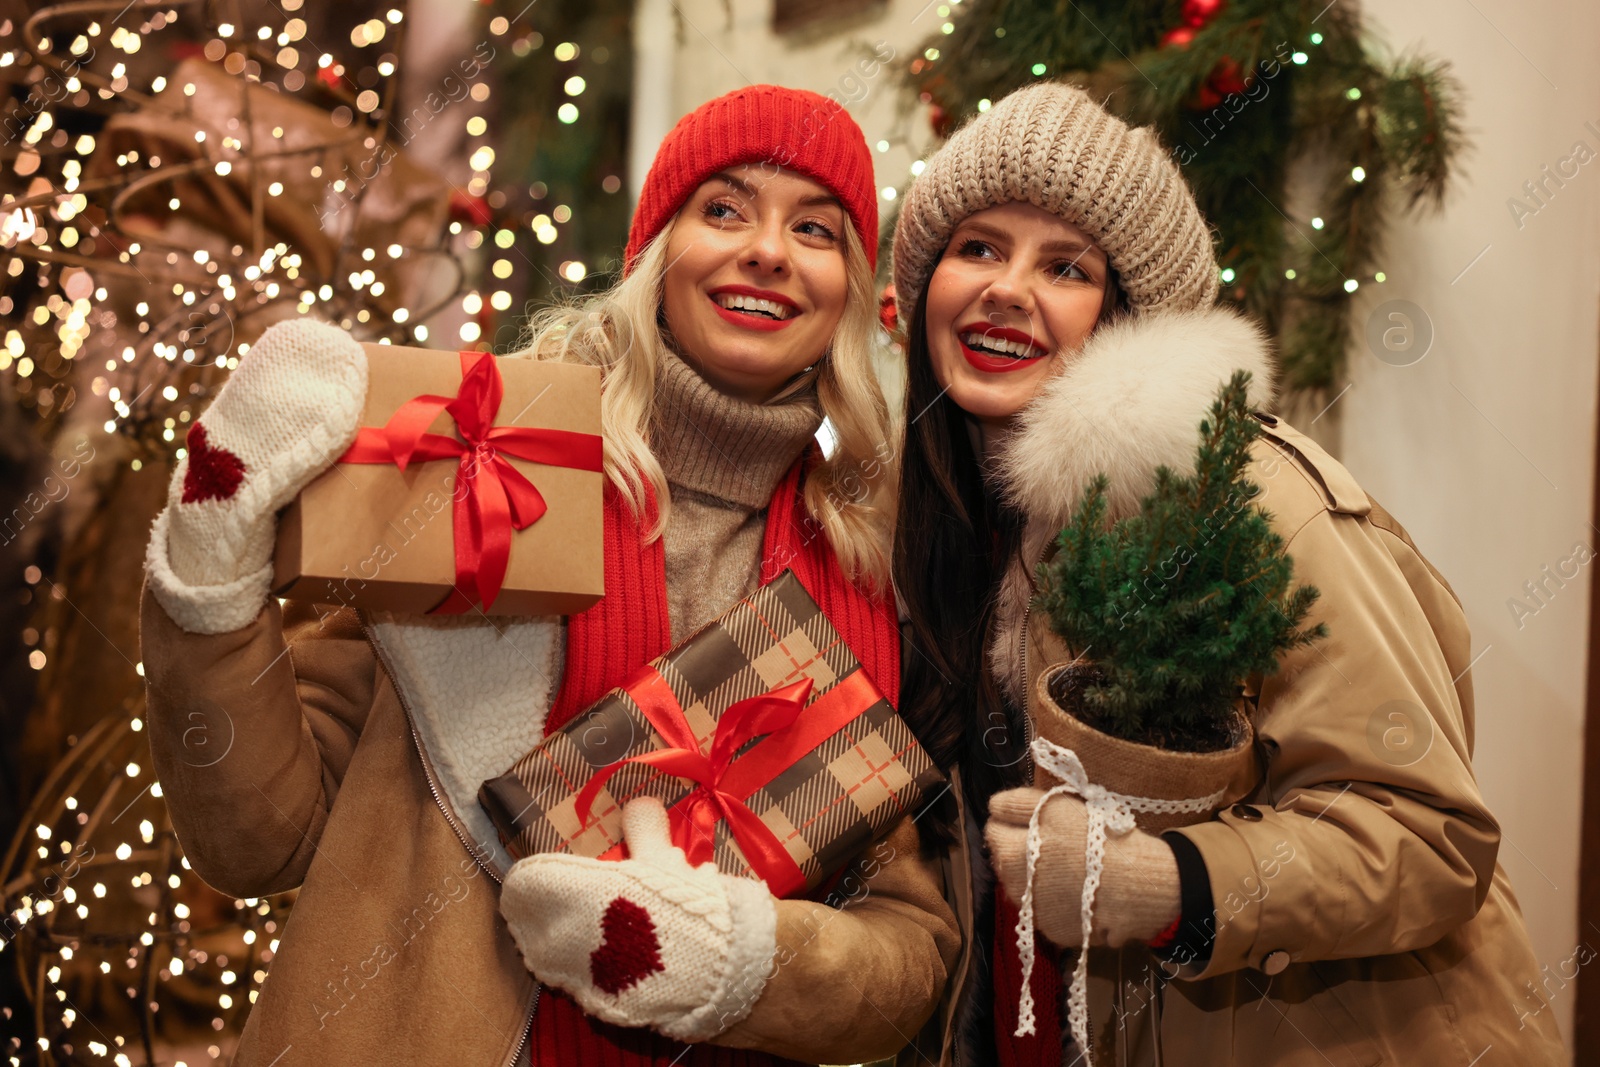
1252,411 -> 1279,426
1260,950 -> 1291,975
1230,803 -> 1263,821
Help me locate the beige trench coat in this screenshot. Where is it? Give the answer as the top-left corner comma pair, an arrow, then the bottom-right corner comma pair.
918,307 -> 1569,1066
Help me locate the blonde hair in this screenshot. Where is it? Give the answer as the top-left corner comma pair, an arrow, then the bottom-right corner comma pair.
505,218 -> 894,590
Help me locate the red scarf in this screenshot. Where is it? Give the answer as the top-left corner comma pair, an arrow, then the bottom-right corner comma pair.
530,449 -> 901,1067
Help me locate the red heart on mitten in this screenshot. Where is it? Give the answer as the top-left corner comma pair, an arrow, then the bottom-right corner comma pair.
589,897 -> 664,996
181,422 -> 247,503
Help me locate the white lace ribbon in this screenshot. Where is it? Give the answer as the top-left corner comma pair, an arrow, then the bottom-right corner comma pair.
1012,736 -> 1224,1065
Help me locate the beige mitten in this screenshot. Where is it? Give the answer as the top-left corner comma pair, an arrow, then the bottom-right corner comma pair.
143,318 -> 367,634
985,786 -> 1180,948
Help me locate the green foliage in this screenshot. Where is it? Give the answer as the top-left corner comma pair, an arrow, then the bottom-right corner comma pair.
907,0 -> 1467,398
487,0 -> 635,317
1036,371 -> 1326,745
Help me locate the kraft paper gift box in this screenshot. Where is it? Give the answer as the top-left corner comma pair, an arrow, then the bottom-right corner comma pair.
478,570 -> 946,899
272,343 -> 604,616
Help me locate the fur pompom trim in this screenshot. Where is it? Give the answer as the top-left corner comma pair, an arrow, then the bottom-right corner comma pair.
986,306 -> 1278,706
993,306 -> 1277,531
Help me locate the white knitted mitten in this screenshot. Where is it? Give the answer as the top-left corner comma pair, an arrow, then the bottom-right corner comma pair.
985,787 -> 1181,948
143,318 -> 367,635
500,797 -> 778,1042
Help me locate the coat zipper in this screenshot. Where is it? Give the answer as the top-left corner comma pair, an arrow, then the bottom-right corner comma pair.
509,1000 -> 536,1067
356,613 -> 543,1067
358,614 -> 503,884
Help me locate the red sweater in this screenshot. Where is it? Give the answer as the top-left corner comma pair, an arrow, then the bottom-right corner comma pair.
529,451 -> 902,1067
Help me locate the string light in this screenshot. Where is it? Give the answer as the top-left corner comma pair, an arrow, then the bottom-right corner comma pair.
0,5 -> 626,1054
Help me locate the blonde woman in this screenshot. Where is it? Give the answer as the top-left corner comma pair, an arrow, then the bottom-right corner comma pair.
140,86 -> 956,1067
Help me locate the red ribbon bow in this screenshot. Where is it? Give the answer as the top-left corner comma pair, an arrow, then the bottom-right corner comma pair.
337,349 -> 603,613
570,664 -> 885,897
576,673 -> 816,894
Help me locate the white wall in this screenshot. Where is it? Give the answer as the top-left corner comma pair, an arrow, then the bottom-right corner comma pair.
658,0 -> 1599,1050
1347,2 -> 1598,1049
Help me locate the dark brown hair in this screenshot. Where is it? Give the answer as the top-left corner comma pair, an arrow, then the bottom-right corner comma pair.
893,257 -> 1129,828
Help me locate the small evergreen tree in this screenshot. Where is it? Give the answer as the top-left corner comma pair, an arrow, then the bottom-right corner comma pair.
1037,370 -> 1326,751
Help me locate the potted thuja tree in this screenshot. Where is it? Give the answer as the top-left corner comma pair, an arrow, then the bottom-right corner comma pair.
1034,369 -> 1325,764
1011,371 -> 1327,1053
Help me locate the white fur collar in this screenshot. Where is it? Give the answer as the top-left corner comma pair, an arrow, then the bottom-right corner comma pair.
986,306 -> 1278,704
366,612 -> 564,875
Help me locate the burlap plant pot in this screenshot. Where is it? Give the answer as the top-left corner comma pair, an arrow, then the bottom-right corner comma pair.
1011,661 -> 1262,1063
1029,661 -> 1258,833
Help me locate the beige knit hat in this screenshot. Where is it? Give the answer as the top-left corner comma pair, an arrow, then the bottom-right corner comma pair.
893,82 -> 1219,324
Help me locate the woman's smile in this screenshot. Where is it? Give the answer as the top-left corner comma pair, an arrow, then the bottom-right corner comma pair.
956,322 -> 1049,372
924,201 -> 1110,438
708,284 -> 800,331
662,165 -> 848,401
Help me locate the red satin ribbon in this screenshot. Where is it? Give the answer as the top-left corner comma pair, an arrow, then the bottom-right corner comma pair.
336,349 -> 603,613
573,666 -> 882,897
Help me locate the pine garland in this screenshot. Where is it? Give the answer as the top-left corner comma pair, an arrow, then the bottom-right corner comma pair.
906,0 -> 1466,398
1037,371 -> 1326,749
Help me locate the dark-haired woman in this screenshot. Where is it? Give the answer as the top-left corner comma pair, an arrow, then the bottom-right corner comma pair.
891,82 -> 1565,1067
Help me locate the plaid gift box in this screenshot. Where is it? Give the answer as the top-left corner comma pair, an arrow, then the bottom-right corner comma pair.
478,570 -> 944,898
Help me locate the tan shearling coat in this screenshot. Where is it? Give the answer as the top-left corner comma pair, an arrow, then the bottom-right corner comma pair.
137,575 -> 958,1066
923,306 -> 1569,1066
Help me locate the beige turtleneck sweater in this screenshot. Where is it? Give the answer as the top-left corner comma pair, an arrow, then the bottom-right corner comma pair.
649,351 -> 822,638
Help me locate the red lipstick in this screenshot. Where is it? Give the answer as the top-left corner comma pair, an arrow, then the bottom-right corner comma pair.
708,285 -> 799,332
955,321 -> 1049,373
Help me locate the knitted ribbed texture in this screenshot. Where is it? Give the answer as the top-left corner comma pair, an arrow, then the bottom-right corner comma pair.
546,448 -> 900,736
529,997 -> 810,1067
543,479 -> 674,735
624,85 -> 879,273
144,317 -> 368,635
652,349 -> 822,638
893,82 -> 1220,324
993,893 -> 1066,1067
652,350 -> 822,509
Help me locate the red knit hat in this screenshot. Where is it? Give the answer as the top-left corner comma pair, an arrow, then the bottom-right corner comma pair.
624,85 -> 879,274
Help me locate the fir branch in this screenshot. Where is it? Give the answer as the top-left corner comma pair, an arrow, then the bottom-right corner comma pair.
904,0 -> 1465,399
1037,371 -> 1326,745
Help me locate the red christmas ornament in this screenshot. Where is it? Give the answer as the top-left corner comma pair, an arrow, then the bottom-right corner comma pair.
1186,82 -> 1224,111
448,189 -> 493,227
878,283 -> 899,335
1160,26 -> 1197,49
1182,0 -> 1225,27
1208,55 -> 1251,95
929,102 -> 953,139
